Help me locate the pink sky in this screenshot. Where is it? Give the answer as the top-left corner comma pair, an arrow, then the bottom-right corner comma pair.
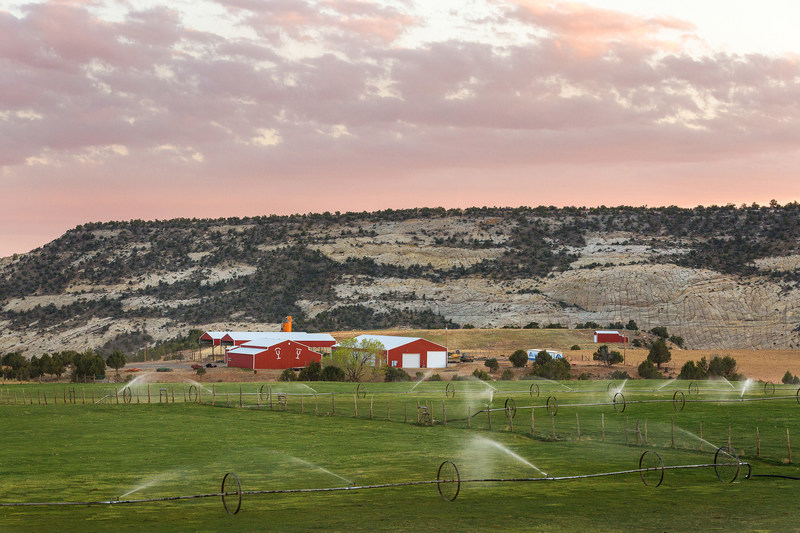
2,0 -> 800,257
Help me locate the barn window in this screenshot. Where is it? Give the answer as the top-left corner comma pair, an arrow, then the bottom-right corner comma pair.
391,361 -> 398,367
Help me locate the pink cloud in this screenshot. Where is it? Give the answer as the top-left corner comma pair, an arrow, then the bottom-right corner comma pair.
2,0 -> 800,257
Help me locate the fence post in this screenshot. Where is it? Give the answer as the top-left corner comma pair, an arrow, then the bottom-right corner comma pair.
602,413 -> 605,442
171,387 -> 175,403
183,387 -> 187,403
40,391 -> 43,405
551,414 -> 556,440
671,417 -> 675,448
487,406 -> 492,431
331,393 -> 335,415
370,397 -> 373,420
442,400 -> 446,426
212,384 -> 216,405
239,386 -> 243,408
115,388 -> 119,404
531,408 -> 535,435
54,391 -> 57,405
636,419 -> 640,445
468,406 -> 471,429
226,393 -> 229,407
354,395 -> 358,417
147,384 -> 151,404
314,393 -> 318,416
82,389 -> 85,405
416,401 -> 420,424
788,428 -> 793,463
644,419 -> 648,445
757,427 -> 761,458
576,413 -> 580,441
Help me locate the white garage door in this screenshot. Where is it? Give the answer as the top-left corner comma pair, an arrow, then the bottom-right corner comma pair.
426,351 -> 447,368
402,353 -> 420,368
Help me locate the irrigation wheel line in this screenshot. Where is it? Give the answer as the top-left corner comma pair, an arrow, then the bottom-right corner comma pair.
258,385 -> 270,403
122,387 -> 132,405
445,383 -> 456,399
504,398 -> 517,420
713,447 -> 741,483
545,396 -> 559,417
612,392 -> 626,414
356,384 -> 367,399
638,451 -> 664,487
688,382 -> 700,396
529,383 -> 540,398
763,381 -> 775,396
437,461 -> 460,502
188,385 -> 199,403
672,391 -> 685,411
221,472 -> 242,515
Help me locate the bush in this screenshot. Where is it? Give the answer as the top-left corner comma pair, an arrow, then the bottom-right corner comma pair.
321,365 -> 345,381
570,345 -> 581,351
523,322 -> 539,329
782,371 -> 798,384
428,374 -> 442,381
678,357 -> 708,380
637,359 -> 663,379
484,358 -> 499,372
707,355 -> 740,380
650,326 -> 669,339
472,369 -> 491,381
279,368 -> 297,381
578,372 -> 591,380
593,345 -> 623,366
609,370 -> 631,380
298,361 -> 321,381
529,358 -> 571,380
544,323 -> 565,329
384,367 -> 411,382
647,339 -> 671,369
501,368 -> 515,381
509,350 -> 528,368
626,320 -> 638,331
668,335 -> 685,349
463,324 -> 475,329
631,339 -> 643,348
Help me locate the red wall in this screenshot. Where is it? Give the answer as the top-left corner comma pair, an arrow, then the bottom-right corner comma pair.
595,333 -> 628,343
227,341 -> 321,370
386,338 -> 447,369
227,352 -> 254,369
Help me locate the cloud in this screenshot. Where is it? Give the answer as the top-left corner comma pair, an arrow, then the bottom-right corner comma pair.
2,0 -> 800,256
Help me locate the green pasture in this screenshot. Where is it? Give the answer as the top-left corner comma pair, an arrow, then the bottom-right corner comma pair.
1,379 -> 799,531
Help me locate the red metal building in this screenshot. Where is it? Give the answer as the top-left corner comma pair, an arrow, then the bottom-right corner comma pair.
226,339 -> 321,370
593,330 -> 629,344
346,335 -> 448,369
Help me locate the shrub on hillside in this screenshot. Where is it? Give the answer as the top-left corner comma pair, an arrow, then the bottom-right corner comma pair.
501,368 -> 515,381
637,359 -> 663,379
484,358 -> 499,372
782,371 -> 800,385
428,374 -> 442,381
593,345 -> 623,367
472,369 -> 491,381
321,365 -> 345,382
385,367 -> 411,382
609,370 -> 631,380
279,368 -> 297,381
298,361 -> 321,381
570,345 -> 581,351
509,349 -> 528,368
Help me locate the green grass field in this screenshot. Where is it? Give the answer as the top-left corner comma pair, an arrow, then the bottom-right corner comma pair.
1,379 -> 799,531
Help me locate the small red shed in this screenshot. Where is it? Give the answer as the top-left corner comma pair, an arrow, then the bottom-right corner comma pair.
225,340 -> 321,370
593,330 -> 629,344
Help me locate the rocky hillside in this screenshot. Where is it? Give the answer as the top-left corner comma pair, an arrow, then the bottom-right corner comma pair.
2,205 -> 800,355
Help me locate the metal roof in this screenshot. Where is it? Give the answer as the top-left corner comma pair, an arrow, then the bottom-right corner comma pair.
344,334 -> 425,351
226,347 -> 263,356
244,332 -> 335,347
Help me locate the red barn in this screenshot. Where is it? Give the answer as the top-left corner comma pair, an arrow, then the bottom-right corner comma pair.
346,335 -> 448,369
199,331 -> 226,347
225,340 -> 321,370
593,330 -> 629,344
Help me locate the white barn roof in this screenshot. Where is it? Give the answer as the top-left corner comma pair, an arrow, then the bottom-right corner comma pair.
244,333 -> 335,347
342,335 -> 424,351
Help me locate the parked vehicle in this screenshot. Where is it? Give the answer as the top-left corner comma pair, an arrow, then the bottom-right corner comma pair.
156,367 -> 173,372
